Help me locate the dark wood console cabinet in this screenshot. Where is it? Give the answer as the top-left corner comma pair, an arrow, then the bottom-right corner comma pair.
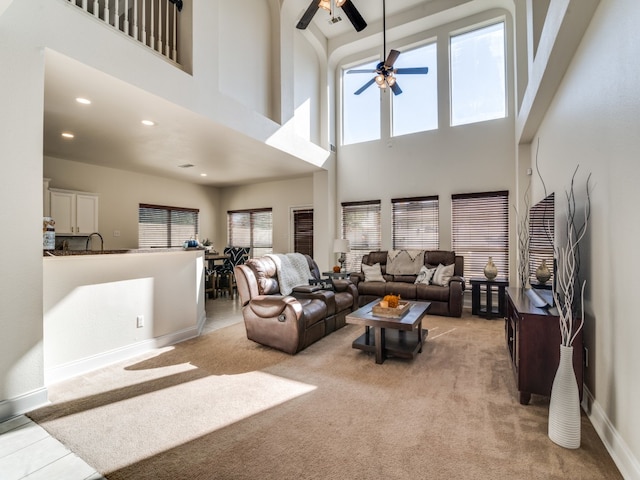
505,287 -> 583,405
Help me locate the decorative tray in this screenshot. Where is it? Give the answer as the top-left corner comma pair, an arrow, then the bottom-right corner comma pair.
372,300 -> 411,318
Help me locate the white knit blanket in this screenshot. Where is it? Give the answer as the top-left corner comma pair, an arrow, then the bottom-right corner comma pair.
386,250 -> 425,275
266,253 -> 311,296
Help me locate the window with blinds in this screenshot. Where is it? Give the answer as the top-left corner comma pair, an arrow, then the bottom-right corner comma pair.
138,204 -> 199,248
341,200 -> 381,272
228,208 -> 273,258
392,196 -> 439,250
451,191 -> 509,283
529,193 -> 555,286
293,208 -> 313,257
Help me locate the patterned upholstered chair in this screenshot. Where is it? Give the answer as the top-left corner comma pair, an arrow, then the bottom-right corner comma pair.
213,246 -> 250,298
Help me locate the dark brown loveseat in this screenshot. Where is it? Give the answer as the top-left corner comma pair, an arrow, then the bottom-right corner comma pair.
350,250 -> 465,317
235,254 -> 358,354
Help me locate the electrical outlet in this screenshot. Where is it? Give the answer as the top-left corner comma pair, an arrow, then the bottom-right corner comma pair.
136,315 -> 144,328
113,230 -> 121,237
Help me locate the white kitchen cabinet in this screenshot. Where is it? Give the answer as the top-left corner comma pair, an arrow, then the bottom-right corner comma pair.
50,188 -> 99,235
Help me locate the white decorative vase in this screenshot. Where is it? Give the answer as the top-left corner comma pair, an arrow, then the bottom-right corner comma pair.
484,257 -> 498,280
548,345 -> 581,449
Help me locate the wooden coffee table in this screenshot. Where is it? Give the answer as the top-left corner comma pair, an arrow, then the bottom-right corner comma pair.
346,299 -> 431,364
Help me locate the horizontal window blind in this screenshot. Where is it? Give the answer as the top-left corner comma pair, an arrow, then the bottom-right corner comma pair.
293,209 -> 314,257
451,191 -> 509,283
139,204 -> 199,248
228,208 -> 273,258
341,200 -> 381,273
529,193 -> 555,286
392,196 -> 439,250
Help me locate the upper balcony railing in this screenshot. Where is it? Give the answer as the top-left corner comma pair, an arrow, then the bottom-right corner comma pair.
66,0 -> 182,65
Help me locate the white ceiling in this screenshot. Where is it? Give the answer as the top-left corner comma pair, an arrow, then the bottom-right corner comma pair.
43,0 -> 492,188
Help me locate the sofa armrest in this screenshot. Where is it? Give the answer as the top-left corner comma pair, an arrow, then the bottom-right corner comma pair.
292,284 -> 322,293
243,295 -> 306,354
450,275 -> 466,291
332,279 -> 359,307
448,278 -> 465,317
349,272 -> 364,287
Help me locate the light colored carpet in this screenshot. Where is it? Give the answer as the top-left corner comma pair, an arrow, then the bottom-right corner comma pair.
28,313 -> 621,479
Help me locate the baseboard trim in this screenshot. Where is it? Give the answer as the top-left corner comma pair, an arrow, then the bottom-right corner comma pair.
44,326 -> 200,386
0,387 -> 49,422
583,386 -> 640,479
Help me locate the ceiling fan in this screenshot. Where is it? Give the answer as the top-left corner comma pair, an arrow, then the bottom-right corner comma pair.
346,0 -> 428,95
296,0 -> 367,32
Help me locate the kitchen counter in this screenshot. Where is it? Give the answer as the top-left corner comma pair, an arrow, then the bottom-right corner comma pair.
43,247 -> 205,257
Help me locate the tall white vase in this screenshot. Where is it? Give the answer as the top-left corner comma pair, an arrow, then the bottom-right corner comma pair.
548,345 -> 581,448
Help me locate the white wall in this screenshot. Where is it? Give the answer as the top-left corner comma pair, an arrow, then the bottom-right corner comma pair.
220,176 -> 314,255
44,156 -> 221,251
0,2 -> 47,418
43,250 -> 205,384
528,0 -> 640,476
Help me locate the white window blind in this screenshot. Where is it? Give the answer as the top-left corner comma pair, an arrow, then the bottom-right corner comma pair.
293,208 -> 314,257
228,208 -> 273,258
392,196 -> 439,250
341,200 -> 381,272
529,193 -> 555,286
138,204 -> 199,248
451,191 -> 509,282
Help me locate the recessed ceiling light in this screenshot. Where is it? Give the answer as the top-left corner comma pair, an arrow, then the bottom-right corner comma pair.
141,120 -> 155,126
200,173 -> 208,177
76,97 -> 91,105
61,132 -> 75,139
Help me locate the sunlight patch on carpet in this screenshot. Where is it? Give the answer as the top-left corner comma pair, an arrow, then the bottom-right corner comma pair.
46,372 -> 316,472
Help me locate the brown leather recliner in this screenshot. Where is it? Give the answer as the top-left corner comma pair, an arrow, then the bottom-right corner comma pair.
234,254 -> 358,354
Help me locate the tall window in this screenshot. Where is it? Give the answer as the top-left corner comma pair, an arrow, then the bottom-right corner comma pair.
228,208 -> 273,258
450,22 -> 506,126
138,204 -> 199,248
392,42 -> 438,137
293,208 -> 313,257
392,196 -> 439,249
343,58 -> 381,145
341,200 -> 381,272
529,193 -> 555,286
451,191 -> 509,282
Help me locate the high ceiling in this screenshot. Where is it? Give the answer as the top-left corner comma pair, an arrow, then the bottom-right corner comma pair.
43,0 -> 497,188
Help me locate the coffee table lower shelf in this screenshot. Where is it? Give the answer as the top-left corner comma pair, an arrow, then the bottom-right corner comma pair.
352,327 -> 429,361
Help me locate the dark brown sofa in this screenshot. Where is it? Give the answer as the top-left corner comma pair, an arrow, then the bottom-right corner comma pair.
234,254 -> 358,354
350,250 -> 465,317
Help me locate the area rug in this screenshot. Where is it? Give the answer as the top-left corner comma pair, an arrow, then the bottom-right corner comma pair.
28,313 -> 621,479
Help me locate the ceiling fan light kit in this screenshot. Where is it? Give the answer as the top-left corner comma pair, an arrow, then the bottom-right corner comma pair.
347,0 -> 429,96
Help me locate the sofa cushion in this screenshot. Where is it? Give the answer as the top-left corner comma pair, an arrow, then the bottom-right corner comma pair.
416,284 -> 450,302
424,250 -> 456,269
246,257 -> 280,295
432,263 -> 455,286
359,281 -> 387,297
385,282 -> 416,299
362,263 -> 385,282
415,265 -> 437,285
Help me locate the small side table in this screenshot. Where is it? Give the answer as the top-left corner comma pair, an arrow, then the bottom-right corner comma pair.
322,271 -> 351,280
470,278 -> 509,319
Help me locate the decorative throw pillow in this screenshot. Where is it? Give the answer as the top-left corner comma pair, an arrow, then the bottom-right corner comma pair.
414,265 -> 436,285
432,263 -> 455,286
362,263 -> 386,282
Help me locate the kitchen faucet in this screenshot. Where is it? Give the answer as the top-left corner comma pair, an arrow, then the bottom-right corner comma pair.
86,232 -> 104,252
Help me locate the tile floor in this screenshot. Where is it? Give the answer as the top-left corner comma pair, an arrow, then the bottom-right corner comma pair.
0,296 -> 243,480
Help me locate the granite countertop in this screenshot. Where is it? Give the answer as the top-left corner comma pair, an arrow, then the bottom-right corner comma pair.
43,247 -> 205,257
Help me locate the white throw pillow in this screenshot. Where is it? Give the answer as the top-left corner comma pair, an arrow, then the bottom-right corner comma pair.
362,263 -> 386,282
414,265 -> 436,285
432,263 -> 455,286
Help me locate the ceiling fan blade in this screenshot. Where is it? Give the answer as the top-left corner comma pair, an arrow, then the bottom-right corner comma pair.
296,0 -> 319,30
346,69 -> 376,74
385,49 -> 401,68
354,78 -> 376,95
340,0 -> 367,32
394,67 -> 429,75
390,81 -> 403,95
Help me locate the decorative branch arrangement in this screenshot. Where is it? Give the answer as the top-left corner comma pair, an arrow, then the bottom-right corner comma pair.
514,180 -> 531,288
552,166 -> 592,347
